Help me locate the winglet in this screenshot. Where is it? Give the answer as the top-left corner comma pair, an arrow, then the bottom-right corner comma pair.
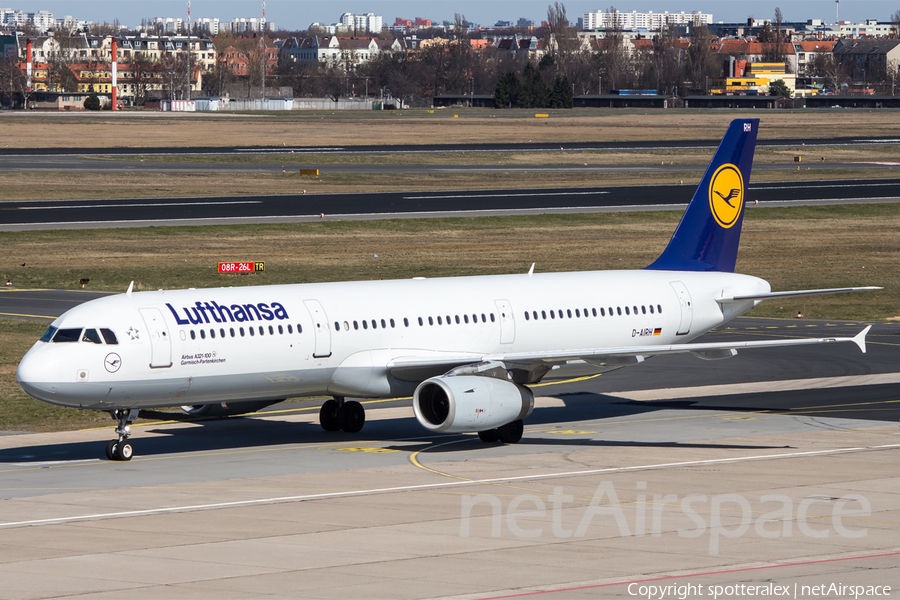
853,325 -> 871,354
528,263 -> 535,277
126,281 -> 134,297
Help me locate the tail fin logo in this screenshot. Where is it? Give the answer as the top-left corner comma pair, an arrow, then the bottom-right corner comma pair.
709,163 -> 744,229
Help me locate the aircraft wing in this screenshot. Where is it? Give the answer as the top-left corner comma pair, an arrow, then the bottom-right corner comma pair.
717,287 -> 881,304
388,326 -> 871,381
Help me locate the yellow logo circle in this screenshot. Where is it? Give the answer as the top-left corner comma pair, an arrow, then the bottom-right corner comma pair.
708,164 -> 744,228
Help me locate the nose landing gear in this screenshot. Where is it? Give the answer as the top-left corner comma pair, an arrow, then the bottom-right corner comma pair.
105,409 -> 139,461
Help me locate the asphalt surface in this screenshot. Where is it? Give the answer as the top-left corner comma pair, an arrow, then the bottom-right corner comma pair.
1,135 -> 898,157
3,178 -> 900,231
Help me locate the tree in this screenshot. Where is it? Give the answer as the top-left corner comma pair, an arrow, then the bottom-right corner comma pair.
685,25 -> 719,93
598,6 -> 632,91
521,62 -> 550,107
494,70 -> 522,108
83,94 -> 101,110
768,79 -> 791,97
544,2 -> 580,80
550,74 -> 574,107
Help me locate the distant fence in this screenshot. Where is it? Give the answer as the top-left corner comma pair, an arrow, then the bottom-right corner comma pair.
163,97 -> 375,112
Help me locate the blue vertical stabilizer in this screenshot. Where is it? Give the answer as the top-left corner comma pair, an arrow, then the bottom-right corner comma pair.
645,119 -> 759,273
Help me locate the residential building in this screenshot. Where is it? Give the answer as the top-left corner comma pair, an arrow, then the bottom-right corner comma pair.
340,12 -> 383,34
279,35 -> 403,69
833,38 -> 900,81
583,10 -> 712,32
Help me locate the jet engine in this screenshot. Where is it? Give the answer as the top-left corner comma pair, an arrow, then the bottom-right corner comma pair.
180,399 -> 284,417
413,375 -> 533,433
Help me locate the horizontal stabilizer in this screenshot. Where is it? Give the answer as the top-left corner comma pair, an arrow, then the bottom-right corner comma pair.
718,286 -> 882,304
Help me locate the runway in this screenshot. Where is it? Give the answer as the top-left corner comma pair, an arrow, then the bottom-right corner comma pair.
0,316 -> 898,598
3,179 -> 900,231
1,135 -> 898,157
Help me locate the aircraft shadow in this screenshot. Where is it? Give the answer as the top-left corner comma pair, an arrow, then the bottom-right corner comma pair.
0,393 -> 784,463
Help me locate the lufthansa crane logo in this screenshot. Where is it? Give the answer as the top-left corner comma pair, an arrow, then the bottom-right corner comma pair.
709,164 -> 744,229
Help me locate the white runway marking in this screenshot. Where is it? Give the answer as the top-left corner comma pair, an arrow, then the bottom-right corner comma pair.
609,372 -> 900,401
2,443 -> 898,529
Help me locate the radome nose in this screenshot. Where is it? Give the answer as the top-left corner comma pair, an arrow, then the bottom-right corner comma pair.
16,348 -> 56,401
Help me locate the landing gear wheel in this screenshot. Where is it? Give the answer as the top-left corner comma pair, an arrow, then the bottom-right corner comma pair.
497,419 -> 524,444
319,399 -> 341,432
115,441 -> 134,461
339,400 -> 365,433
105,440 -> 118,460
478,429 -> 500,443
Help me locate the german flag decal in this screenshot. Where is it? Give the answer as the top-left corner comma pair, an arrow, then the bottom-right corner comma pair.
653,328 -> 662,336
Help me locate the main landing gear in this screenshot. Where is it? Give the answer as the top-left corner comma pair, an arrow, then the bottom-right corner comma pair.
105,409 -> 139,461
477,419 -> 524,444
319,396 -> 365,433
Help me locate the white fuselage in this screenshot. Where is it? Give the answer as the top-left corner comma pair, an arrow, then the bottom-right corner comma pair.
16,269 -> 769,411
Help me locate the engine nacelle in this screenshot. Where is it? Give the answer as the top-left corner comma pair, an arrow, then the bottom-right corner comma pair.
413,375 -> 534,433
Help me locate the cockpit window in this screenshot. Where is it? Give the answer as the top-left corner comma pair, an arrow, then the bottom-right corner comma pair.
100,328 -> 118,345
52,328 -> 82,343
39,326 -> 58,343
82,329 -> 103,344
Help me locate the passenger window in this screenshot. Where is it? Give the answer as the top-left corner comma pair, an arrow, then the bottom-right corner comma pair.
210,329 -> 216,338
200,330 -> 206,339
575,309 -> 580,318
52,328 -> 81,343
220,328 -> 225,338
390,319 -> 395,328
609,307 -> 614,316
550,310 -> 555,319
334,322 -> 340,332
269,325 -> 274,335
82,329 -> 103,344
584,307 -> 589,317
382,319 -> 387,328
625,307 -> 630,315
230,328 -> 235,337
524,312 -> 530,321
633,306 -> 638,315
437,316 -> 442,325
100,328 -> 118,345
418,317 -> 423,326
371,319 -> 377,329
40,326 -> 58,342
542,310 -> 547,320
481,313 -> 486,322
428,317 -> 434,326
642,306 -> 646,314
531,311 -> 537,320
567,309 -> 572,318
190,330 -> 196,340
490,313 -> 495,322
297,324 -> 303,333
600,308 -> 605,317
259,326 -> 264,335
658,305 -> 663,313
289,324 -> 294,333
240,327 -> 245,337
617,307 -> 622,316
363,320 -> 368,330
278,325 -> 283,334
354,321 -> 359,330
455,315 -> 460,324
249,327 -> 255,336
649,305 -> 654,314
404,318 -> 409,327
472,314 -> 478,323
